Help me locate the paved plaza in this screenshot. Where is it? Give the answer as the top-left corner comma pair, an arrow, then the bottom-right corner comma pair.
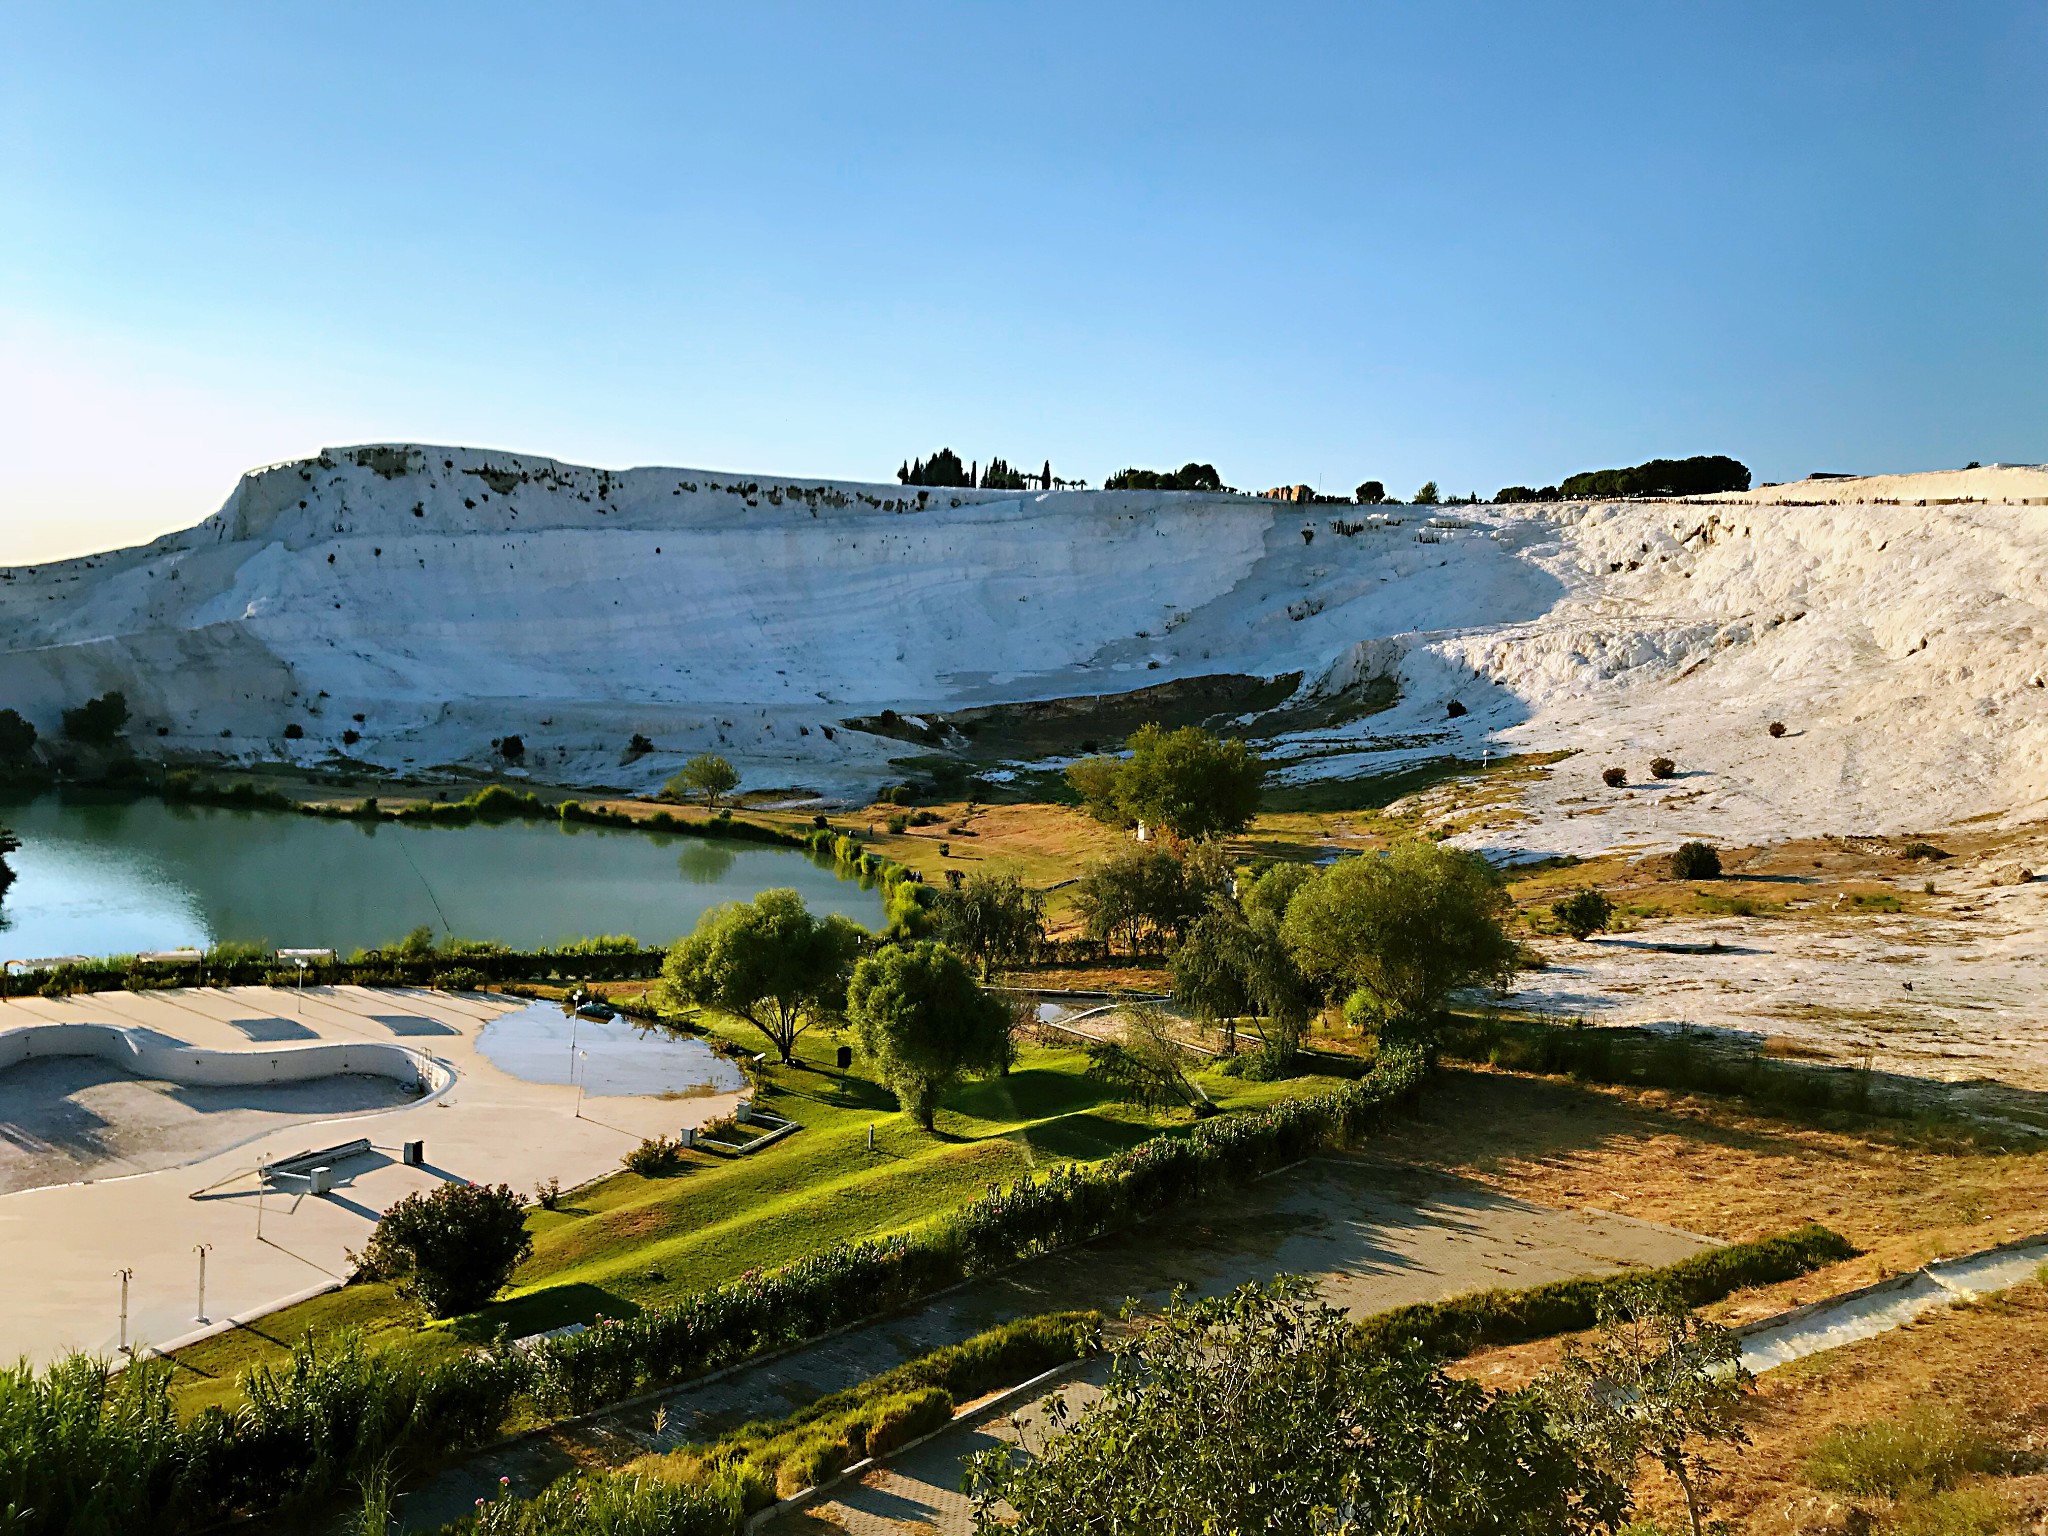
0,985 -> 744,1364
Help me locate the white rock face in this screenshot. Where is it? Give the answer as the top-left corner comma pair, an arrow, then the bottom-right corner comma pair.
5,445 -> 2047,847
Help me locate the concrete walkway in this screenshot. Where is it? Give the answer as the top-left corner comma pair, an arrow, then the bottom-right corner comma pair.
396,1153 -> 1713,1530
0,986 -> 744,1364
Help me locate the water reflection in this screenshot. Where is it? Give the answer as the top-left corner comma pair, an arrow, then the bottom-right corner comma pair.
0,793 -> 882,958
676,843 -> 739,885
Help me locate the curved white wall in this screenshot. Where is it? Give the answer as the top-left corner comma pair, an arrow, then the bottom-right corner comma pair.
0,1022 -> 453,1095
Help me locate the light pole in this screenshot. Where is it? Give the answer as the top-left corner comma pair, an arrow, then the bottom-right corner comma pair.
295,956 -> 308,1012
116,1268 -> 133,1355
574,1048 -> 588,1118
194,1243 -> 213,1323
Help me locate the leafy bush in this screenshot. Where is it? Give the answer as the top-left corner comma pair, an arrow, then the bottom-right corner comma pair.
1805,1406 -> 2002,1498
1602,766 -> 1628,787
1649,755 -> 1676,778
1552,889 -> 1614,940
1899,840 -> 1951,861
624,1136 -> 690,1176
436,967 -> 486,991
460,1470 -> 743,1535
356,1183 -> 534,1318
886,813 -> 908,834
1768,720 -> 1787,738
1671,841 -> 1722,880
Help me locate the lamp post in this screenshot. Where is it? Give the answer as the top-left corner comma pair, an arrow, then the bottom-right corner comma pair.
294,956 -> 308,1012
574,1048 -> 588,1119
116,1268 -> 133,1355
194,1243 -> 213,1323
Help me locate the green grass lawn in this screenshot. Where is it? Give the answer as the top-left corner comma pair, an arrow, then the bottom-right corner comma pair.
163,1009 -> 1341,1416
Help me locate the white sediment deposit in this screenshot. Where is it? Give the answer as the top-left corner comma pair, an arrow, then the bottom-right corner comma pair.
6,447 -> 2048,850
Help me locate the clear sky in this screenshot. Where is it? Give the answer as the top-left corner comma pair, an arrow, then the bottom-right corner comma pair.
1,2 -> 2041,564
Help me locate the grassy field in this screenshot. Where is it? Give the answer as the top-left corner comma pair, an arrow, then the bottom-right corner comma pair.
163,1007 -> 1345,1416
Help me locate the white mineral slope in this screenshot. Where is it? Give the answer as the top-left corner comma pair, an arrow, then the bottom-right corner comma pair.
4,446 -> 2048,847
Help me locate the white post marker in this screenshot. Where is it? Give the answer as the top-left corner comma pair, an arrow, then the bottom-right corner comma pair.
194,1242 -> 213,1323
116,1267 -> 133,1355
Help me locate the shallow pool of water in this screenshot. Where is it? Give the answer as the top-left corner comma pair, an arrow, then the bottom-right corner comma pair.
476,1002 -> 748,1097
0,793 -> 883,958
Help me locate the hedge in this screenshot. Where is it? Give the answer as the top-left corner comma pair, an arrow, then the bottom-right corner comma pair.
1,943 -> 674,999
1438,1014 -> 1977,1127
1353,1221 -> 1857,1358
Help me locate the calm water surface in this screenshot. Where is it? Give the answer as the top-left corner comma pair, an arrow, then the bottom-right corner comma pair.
0,794 -> 881,958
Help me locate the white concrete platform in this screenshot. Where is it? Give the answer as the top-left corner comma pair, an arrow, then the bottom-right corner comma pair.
0,986 -> 745,1366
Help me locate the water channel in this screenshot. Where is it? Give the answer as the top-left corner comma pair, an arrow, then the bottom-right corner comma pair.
0,793 -> 882,958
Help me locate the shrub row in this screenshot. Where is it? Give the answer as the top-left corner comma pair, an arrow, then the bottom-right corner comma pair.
1440,1015 -> 1926,1124
1,944 -> 672,999
437,1311 -> 1105,1533
1353,1222 -> 1856,1358
524,1050 -> 1427,1413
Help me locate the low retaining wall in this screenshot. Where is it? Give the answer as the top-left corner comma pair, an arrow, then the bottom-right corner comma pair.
0,1021 -> 453,1096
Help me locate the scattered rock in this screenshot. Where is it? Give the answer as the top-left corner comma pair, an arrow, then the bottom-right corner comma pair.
1990,862 -> 2034,886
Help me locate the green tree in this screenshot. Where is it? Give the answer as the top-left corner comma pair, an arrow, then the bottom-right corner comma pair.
1354,479 -> 1386,504
355,1182 -> 533,1318
60,691 -> 128,745
0,826 -> 19,900
1539,1280 -> 1754,1536
1073,843 -> 1226,956
967,1277 -> 1627,1536
1280,840 -> 1519,1033
846,940 -> 1011,1128
1553,888 -> 1614,940
669,753 -> 740,809
934,871 -> 1045,980
1066,724 -> 1263,841
0,709 -> 37,761
1172,877 -> 1314,1066
661,888 -> 865,1062
1413,480 -> 1441,505
1084,1003 -> 1206,1111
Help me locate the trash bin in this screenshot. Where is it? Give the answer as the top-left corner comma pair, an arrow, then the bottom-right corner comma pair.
836,1045 -> 854,1071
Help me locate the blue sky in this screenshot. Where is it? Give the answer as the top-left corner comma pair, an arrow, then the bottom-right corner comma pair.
1,1 -> 2042,562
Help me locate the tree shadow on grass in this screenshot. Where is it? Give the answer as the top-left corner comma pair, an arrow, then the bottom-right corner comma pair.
453,1281 -> 644,1343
